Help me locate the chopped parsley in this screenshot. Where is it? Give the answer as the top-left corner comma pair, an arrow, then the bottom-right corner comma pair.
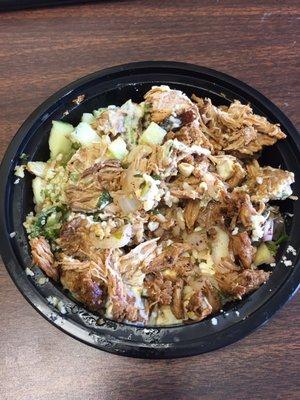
151,174 -> 161,180
30,205 -> 68,240
97,190 -> 112,210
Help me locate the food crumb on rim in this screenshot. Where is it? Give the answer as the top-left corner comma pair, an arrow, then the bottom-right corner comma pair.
211,317 -> 218,325
25,267 -> 34,277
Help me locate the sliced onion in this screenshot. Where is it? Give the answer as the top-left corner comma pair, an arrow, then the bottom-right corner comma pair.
117,195 -> 140,214
183,231 -> 207,251
96,224 -> 132,249
263,219 -> 274,242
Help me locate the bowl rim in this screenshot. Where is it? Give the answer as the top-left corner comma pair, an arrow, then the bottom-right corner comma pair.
0,61 -> 299,358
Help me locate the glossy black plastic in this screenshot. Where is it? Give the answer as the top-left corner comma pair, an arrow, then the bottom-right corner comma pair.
0,62 -> 299,358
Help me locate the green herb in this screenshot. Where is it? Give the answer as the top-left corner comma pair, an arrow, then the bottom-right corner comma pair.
140,181 -> 147,190
150,209 -> 160,215
69,172 -> 80,183
266,234 -> 289,257
97,190 -> 112,210
217,290 -> 235,306
30,205 -> 68,240
71,142 -> 81,150
152,174 -> 161,180
275,234 -> 288,245
134,173 -> 143,178
265,241 -> 278,256
20,153 -> 28,161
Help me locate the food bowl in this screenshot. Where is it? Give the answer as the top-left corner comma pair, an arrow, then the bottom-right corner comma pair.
0,61 -> 299,358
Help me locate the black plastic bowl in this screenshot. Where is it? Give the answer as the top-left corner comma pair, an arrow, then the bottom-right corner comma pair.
0,62 -> 299,358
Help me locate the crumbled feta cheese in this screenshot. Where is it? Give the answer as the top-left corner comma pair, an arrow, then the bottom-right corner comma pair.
256,177 -> 263,184
137,174 -> 163,211
251,214 -> 267,241
270,263 -> 276,267
183,182 -> 192,191
199,182 -> 208,191
148,221 -> 159,232
9,232 -> 16,238
25,267 -> 34,277
57,300 -> 67,314
231,227 -> 239,235
178,162 -> 194,177
211,317 -> 218,325
172,139 -> 211,156
14,178 -> 20,185
287,245 -> 297,256
215,158 -> 234,180
37,276 -> 49,285
235,311 -> 240,316
47,296 -> 59,307
283,260 -> 293,267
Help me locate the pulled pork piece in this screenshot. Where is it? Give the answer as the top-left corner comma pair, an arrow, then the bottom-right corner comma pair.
229,191 -> 260,229
197,201 -> 227,230
171,278 -> 184,319
245,160 -> 294,203
192,96 -> 286,155
186,279 -> 221,321
119,238 -> 159,285
66,141 -> 108,175
105,252 -> 147,323
184,200 -> 201,230
168,170 -> 228,203
144,243 -> 191,273
66,160 -> 123,212
60,256 -> 107,312
129,212 -> 149,244
144,85 -> 199,123
59,217 -> 100,261
166,121 -> 213,151
144,274 -> 173,306
93,107 -> 126,136
30,236 -> 58,280
215,259 -> 270,299
231,231 -> 254,269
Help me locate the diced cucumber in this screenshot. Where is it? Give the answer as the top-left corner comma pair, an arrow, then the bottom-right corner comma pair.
27,161 -> 47,178
71,122 -> 101,146
121,100 -> 144,147
49,121 -> 74,159
139,122 -> 167,145
108,136 -> 128,160
32,177 -> 46,205
81,113 -> 96,124
254,243 -> 275,266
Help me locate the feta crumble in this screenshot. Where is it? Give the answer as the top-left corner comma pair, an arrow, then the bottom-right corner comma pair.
287,245 -> 297,256
25,267 -> 34,277
148,221 -> 159,232
211,317 -> 218,325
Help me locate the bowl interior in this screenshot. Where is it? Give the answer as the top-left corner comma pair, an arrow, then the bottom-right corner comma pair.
1,63 -> 299,358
